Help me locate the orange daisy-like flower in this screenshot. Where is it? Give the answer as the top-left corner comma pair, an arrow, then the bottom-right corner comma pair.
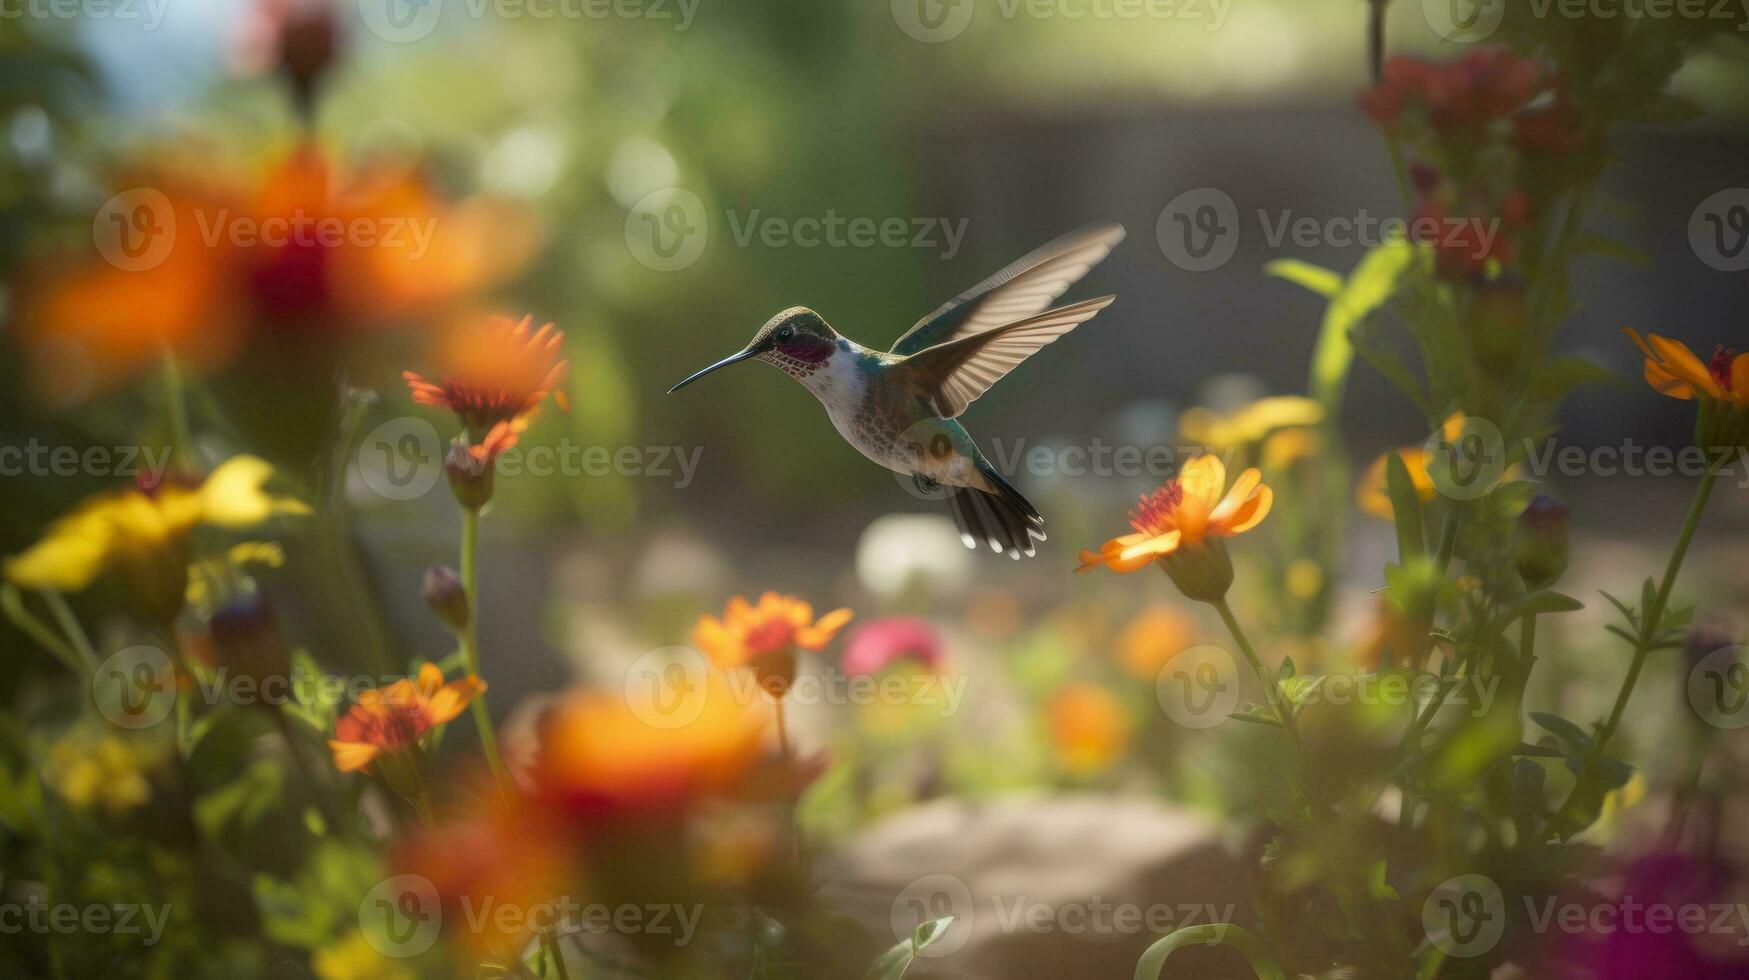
1076,455 -> 1272,575
405,314 -> 569,441
328,664 -> 485,773
1624,329 -> 1747,407
693,593 -> 854,699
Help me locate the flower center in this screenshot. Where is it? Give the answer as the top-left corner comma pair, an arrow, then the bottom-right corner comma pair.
743,617 -> 796,655
1128,482 -> 1184,536
1709,346 -> 1736,392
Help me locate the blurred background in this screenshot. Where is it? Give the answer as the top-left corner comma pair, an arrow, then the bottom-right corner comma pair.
3,1 -> 1749,974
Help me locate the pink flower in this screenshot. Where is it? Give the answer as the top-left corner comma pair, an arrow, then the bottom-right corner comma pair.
840,617 -> 942,677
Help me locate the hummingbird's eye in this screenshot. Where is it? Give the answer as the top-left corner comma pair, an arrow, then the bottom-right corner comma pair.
775,324 -> 795,343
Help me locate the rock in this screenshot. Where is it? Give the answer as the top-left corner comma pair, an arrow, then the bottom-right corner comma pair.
821,794 -> 1256,979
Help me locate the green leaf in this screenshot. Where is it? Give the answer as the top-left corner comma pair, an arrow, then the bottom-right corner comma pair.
1529,712 -> 1594,752
865,916 -> 955,980
1367,860 -> 1400,901
1264,258 -> 1343,298
1277,656 -> 1296,682
1504,592 -> 1585,625
1307,242 -> 1414,411
1135,923 -> 1285,980
1385,450 -> 1427,562
1573,233 -> 1651,266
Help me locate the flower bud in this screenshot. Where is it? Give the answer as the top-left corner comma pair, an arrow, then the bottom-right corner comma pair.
208,592 -> 290,694
754,647 -> 797,701
1160,537 -> 1234,604
444,439 -> 494,511
422,564 -> 468,632
1515,495 -> 1569,589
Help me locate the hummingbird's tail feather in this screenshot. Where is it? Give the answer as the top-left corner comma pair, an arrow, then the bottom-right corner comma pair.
947,462 -> 1044,559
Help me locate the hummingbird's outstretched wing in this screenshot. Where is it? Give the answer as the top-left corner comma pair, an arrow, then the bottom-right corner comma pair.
888,224 -> 1125,357
896,295 -> 1115,418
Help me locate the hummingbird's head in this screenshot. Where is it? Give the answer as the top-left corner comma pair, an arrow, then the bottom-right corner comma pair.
668,307 -> 842,393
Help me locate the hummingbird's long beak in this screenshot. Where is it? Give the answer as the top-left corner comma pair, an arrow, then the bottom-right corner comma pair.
667,347 -> 757,393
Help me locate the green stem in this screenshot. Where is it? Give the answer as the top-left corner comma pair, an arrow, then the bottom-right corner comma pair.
1595,466 -> 1719,755
460,509 -> 512,792
1518,614 -> 1538,697
1212,597 -> 1300,745
42,591 -> 100,674
542,927 -> 572,980
1413,510 -> 1463,670
1135,924 -> 1284,980
160,348 -> 195,469
2,586 -> 88,678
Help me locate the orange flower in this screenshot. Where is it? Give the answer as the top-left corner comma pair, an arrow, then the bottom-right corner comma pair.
1356,448 -> 1437,522
16,143 -> 537,404
328,664 -> 485,773
404,314 -> 570,445
1624,329 -> 1747,407
1075,455 -> 1271,575
692,593 -> 853,697
1047,682 -> 1131,775
1115,605 -> 1196,681
531,674 -> 765,820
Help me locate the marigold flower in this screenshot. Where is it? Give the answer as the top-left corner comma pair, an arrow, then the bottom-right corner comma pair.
1178,395 -> 1323,450
1624,329 -> 1746,407
1047,682 -> 1131,775
46,727 -> 166,817
404,314 -> 570,441
693,592 -> 853,698
531,675 -> 765,820
1075,455 -> 1271,576
4,456 -> 307,623
328,664 -> 485,773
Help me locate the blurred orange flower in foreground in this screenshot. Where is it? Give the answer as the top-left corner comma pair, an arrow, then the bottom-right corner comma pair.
693,593 -> 853,698
1115,605 -> 1196,681
328,664 -> 485,773
404,313 -> 569,459
1076,455 -> 1272,575
531,674 -> 766,820
1047,682 -> 1131,776
16,142 -> 538,405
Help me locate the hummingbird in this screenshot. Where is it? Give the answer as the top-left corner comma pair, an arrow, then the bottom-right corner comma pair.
668,224 -> 1124,559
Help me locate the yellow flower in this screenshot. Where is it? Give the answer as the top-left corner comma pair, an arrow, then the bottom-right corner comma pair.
328,664 -> 485,773
4,456 -> 307,622
1076,455 -> 1272,575
1624,329 -> 1746,406
1356,448 -> 1437,521
1179,395 -> 1323,448
693,592 -> 853,698
313,930 -> 414,980
1047,682 -> 1131,775
46,728 -> 165,816
1115,605 -> 1196,681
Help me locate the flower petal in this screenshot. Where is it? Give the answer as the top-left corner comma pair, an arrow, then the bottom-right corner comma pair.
1225,485 -> 1273,534
1733,354 -> 1749,407
427,676 -> 486,726
1646,333 -> 1720,398
1178,455 -> 1227,507
328,740 -> 380,772
416,663 -> 444,697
